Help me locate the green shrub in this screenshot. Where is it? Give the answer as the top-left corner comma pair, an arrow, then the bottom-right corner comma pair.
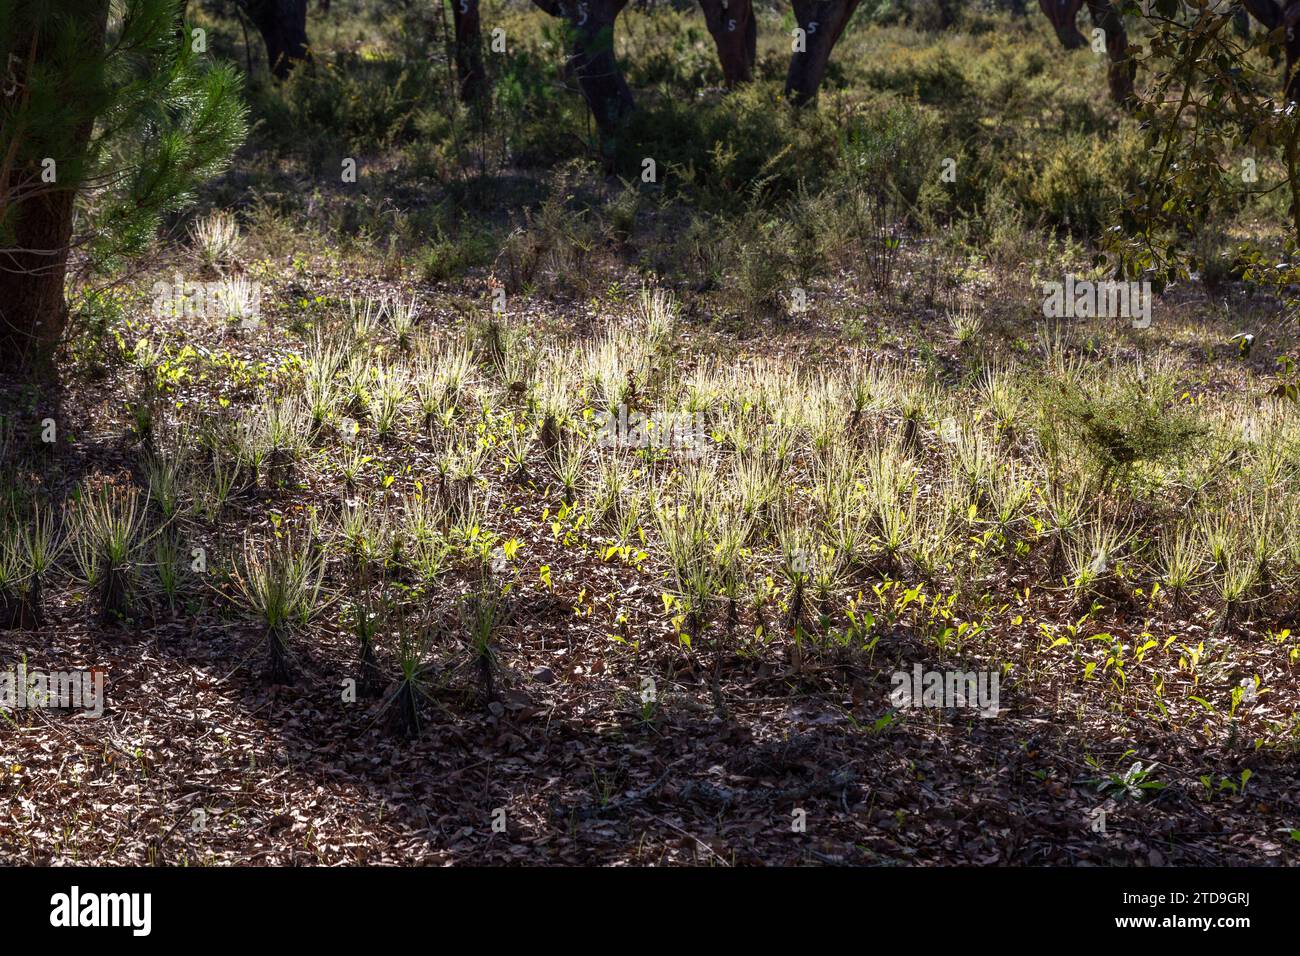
1037,365 -> 1206,487
838,97 -> 949,206
419,230 -> 495,283
860,45 -> 970,104
620,84 -> 842,206
1023,128 -> 1145,237
251,52 -> 430,166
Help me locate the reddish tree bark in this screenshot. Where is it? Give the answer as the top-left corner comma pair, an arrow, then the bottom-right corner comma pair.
785,0 -> 861,105
452,0 -> 488,102
699,0 -> 756,86
239,0 -> 311,79
1038,0 -> 1086,48
1037,0 -> 1133,104
1243,0 -> 1300,100
532,0 -> 634,136
1086,0 -> 1133,103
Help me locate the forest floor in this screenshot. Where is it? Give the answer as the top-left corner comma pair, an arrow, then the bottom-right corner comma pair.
5,3 -> 1300,867
4,245 -> 1300,866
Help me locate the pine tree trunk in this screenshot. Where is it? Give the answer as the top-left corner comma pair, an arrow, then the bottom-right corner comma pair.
0,0 -> 110,372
